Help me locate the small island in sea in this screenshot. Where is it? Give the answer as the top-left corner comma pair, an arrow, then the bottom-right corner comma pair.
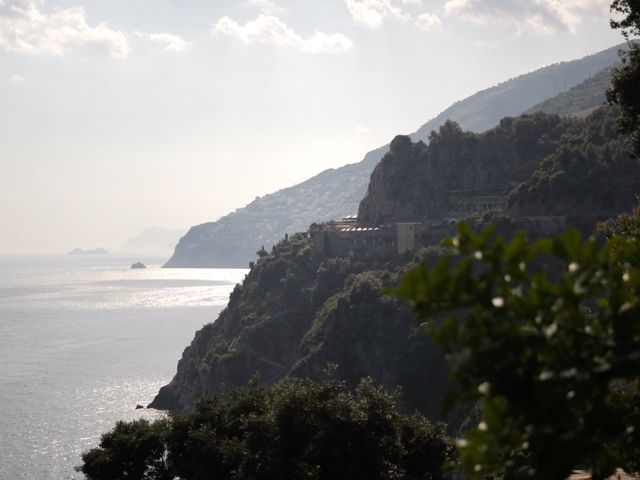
130,262 -> 146,269
67,248 -> 108,255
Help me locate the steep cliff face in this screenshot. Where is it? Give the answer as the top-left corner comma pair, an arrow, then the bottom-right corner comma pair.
358,114 -> 572,225
359,106 -> 639,227
289,271 -> 449,418
164,45 -> 622,268
151,235 -> 448,419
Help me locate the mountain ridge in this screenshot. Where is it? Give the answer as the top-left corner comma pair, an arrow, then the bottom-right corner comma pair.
165,43 -> 623,268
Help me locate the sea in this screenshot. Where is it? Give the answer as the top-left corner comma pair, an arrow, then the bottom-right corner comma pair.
0,254 -> 247,479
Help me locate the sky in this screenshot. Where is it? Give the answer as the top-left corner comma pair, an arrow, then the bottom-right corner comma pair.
0,0 -> 623,254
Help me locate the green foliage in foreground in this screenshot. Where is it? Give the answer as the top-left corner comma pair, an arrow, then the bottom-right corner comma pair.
395,222 -> 640,479
78,376 -> 453,480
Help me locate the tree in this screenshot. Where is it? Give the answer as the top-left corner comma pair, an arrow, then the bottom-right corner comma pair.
79,376 -> 454,480
77,419 -> 172,480
395,222 -> 640,479
607,0 -> 640,154
598,200 -> 640,240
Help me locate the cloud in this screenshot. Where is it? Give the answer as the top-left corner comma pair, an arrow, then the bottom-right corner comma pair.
136,32 -> 191,52
344,0 -> 410,28
0,0 -> 128,58
212,14 -> 353,54
355,125 -> 371,134
345,0 -> 441,33
415,12 -> 442,31
443,0 -> 610,35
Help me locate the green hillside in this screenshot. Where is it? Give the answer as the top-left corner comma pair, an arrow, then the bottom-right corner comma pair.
527,67 -> 612,117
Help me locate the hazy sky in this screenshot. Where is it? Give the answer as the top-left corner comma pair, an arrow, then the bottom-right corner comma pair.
0,0 -> 622,254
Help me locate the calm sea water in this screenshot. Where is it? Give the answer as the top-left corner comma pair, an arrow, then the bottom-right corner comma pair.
0,255 -> 247,479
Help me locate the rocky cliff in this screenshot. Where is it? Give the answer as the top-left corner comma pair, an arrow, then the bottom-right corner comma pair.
151,105 -> 638,424
151,235 -> 449,420
164,45 -> 622,268
358,113 -> 573,225
359,106 -> 638,227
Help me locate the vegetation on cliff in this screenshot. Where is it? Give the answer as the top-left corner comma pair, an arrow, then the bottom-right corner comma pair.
358,105 -> 637,227
507,106 -> 638,216
359,112 -> 576,225
151,233 -> 449,420
80,376 -> 454,480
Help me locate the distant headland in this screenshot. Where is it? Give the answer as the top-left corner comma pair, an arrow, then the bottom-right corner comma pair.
67,248 -> 108,255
